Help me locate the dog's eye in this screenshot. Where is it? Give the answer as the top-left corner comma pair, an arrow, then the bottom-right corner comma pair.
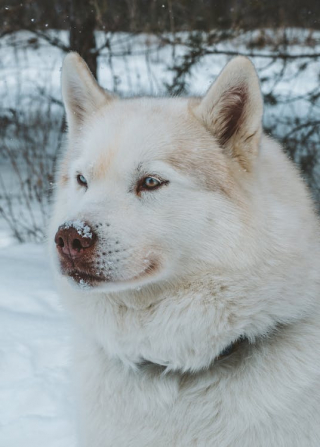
137,176 -> 167,194
77,174 -> 88,188
144,177 -> 161,189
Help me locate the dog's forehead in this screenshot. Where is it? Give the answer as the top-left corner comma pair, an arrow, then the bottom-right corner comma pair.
80,99 -> 192,173
75,97 -> 230,193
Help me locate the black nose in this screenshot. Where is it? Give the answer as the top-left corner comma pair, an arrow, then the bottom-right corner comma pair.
54,222 -> 97,259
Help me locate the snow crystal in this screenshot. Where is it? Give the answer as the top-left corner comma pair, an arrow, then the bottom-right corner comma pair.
62,220 -> 93,239
79,278 -> 91,289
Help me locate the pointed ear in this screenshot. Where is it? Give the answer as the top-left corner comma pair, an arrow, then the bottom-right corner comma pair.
61,52 -> 115,133
194,56 -> 263,170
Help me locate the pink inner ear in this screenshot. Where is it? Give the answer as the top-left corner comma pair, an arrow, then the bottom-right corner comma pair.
217,85 -> 247,146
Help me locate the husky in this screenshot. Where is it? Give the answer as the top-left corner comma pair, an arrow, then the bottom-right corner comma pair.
50,53 -> 320,446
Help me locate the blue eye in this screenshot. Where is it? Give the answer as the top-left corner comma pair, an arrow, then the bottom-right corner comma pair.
77,174 -> 88,187
136,176 -> 169,195
143,177 -> 161,189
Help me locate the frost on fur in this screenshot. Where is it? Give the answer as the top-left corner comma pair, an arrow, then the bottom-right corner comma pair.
62,220 -> 93,239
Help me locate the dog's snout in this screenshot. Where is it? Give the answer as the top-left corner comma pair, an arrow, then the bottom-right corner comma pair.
55,222 -> 97,259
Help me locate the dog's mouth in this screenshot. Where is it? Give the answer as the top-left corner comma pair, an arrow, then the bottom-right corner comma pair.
60,259 -> 161,291
65,269 -> 108,287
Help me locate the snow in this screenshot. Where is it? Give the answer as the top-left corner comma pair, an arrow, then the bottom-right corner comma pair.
1,29 -> 320,115
0,237 -> 76,447
62,220 -> 93,239
79,278 -> 90,289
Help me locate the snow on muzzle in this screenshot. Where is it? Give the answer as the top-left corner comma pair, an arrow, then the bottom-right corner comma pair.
54,220 -> 104,286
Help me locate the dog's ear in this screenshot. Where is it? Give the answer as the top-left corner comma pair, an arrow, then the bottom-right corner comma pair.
194,56 -> 263,170
61,52 -> 114,133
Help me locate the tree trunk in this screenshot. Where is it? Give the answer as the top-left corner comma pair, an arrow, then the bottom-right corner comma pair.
68,0 -> 98,79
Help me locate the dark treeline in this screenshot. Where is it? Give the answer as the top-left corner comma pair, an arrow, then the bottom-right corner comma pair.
2,0 -> 320,35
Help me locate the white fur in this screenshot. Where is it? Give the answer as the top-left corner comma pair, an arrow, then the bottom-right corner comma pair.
49,53 -> 320,446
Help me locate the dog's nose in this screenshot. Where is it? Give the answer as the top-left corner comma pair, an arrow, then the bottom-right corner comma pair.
55,222 -> 97,259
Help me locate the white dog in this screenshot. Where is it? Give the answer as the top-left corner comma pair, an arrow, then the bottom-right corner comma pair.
50,53 -> 320,446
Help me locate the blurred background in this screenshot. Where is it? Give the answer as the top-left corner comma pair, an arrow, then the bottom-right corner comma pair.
1,0 -> 320,242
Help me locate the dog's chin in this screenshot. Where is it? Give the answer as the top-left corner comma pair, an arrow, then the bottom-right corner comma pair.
65,270 -> 106,289
61,263 -> 166,293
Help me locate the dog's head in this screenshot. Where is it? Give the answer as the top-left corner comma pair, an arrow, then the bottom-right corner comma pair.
51,54 -> 263,295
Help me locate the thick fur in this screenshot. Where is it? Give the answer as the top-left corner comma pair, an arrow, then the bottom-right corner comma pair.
50,53 -> 320,446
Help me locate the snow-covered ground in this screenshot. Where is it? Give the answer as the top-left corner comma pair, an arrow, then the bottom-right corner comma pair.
0,235 -> 76,447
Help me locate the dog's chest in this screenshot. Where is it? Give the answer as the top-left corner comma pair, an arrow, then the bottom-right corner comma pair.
77,352 -> 229,446
75,342 -> 259,447
75,337 -> 320,447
